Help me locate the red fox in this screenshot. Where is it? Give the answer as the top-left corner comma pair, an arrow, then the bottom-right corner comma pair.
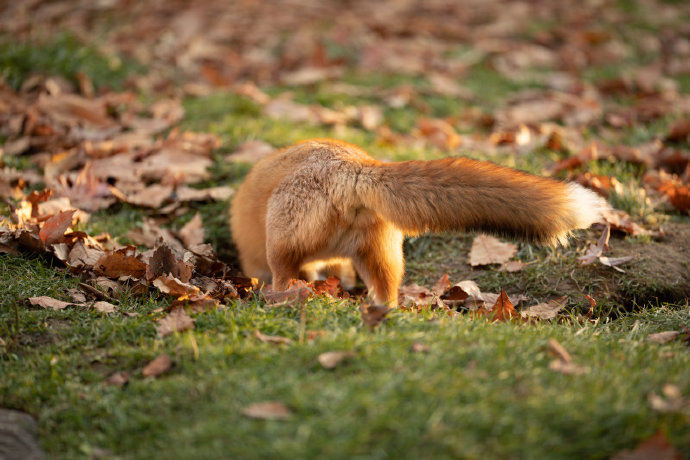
230,139 -> 608,306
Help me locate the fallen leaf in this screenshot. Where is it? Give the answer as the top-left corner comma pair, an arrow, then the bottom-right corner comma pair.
311,276 -> 341,297
578,225 -> 610,265
126,219 -> 186,255
666,119 -> 690,143
281,66 -> 342,86
95,250 -> 147,279
66,288 -> 87,303
156,307 -> 195,337
601,209 -> 653,237
105,371 -> 130,387
28,296 -> 71,310
611,432 -> 682,460
399,283 -> 434,306
648,384 -> 687,413
469,234 -> 517,266
648,331 -> 681,344
175,185 -> 234,202
318,350 -> 355,369
142,353 -> 172,378
146,244 -> 193,283
262,280 -> 313,304
226,140 -> 276,164
264,98 -> 316,124
599,255 -> 634,272
39,209 -> 76,244
242,401 -> 291,420
93,301 -> 117,314
548,338 -> 586,375
410,342 -> 431,353
126,184 -> 173,209
67,240 -> 105,269
498,260 -> 526,272
153,274 -> 200,297
478,290 -> 518,321
253,330 -> 292,345
360,303 -> 391,328
443,280 -> 482,302
357,105 -> 384,131
179,213 -> 205,248
522,296 -> 568,320
431,273 -> 451,296
416,118 -> 462,151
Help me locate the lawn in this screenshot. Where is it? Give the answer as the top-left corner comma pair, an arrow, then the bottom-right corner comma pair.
1,1 -> 689,458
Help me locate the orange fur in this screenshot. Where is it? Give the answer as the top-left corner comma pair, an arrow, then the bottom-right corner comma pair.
230,139 -> 608,306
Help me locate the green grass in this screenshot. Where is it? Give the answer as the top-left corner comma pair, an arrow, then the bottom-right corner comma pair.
3,6 -> 690,457
2,253 -> 689,458
0,33 -> 142,90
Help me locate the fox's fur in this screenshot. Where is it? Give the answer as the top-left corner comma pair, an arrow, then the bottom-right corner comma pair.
230,139 -> 608,306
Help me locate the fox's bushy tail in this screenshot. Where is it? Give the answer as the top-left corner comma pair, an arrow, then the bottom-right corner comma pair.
357,157 -> 608,245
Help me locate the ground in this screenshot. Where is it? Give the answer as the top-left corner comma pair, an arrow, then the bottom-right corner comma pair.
1,0 -> 689,458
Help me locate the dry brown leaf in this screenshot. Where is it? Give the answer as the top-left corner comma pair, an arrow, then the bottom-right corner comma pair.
443,280 -> 482,302
548,338 -> 586,375
28,296 -> 71,310
469,234 -> 517,266
67,288 -> 87,303
153,274 -> 200,297
226,140 -> 276,164
648,384 -> 687,413
357,105 -> 384,131
262,280 -> 313,304
93,301 -> 117,314
416,118 -> 461,151
126,184 -> 173,209
399,283 -> 434,306
522,296 -> 568,320
281,66 -> 342,86
179,213 -> 205,248
599,255 -> 634,272
478,290 -> 518,322
242,402 -> 291,420
647,331 -> 681,344
498,260 -> 526,273
253,330 -> 292,345
410,342 -> 431,353
138,150 -> 212,184
611,432 -> 682,460
503,98 -> 564,125
126,219 -> 186,255
142,353 -> 172,378
666,119 -> 690,143
39,209 -> 76,245
318,350 -> 355,369
146,244 -> 193,282
95,250 -> 147,279
601,209 -> 652,237
156,307 -> 195,337
578,225 -> 610,265
175,185 -> 234,202
431,273 -> 451,296
360,303 -> 391,328
264,98 -> 316,124
105,371 -> 130,387
311,277 -> 341,297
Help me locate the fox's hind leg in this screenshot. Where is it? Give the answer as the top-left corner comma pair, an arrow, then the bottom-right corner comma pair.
350,222 -> 404,307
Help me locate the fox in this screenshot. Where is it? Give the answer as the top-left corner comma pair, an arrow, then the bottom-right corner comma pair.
230,138 -> 608,307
